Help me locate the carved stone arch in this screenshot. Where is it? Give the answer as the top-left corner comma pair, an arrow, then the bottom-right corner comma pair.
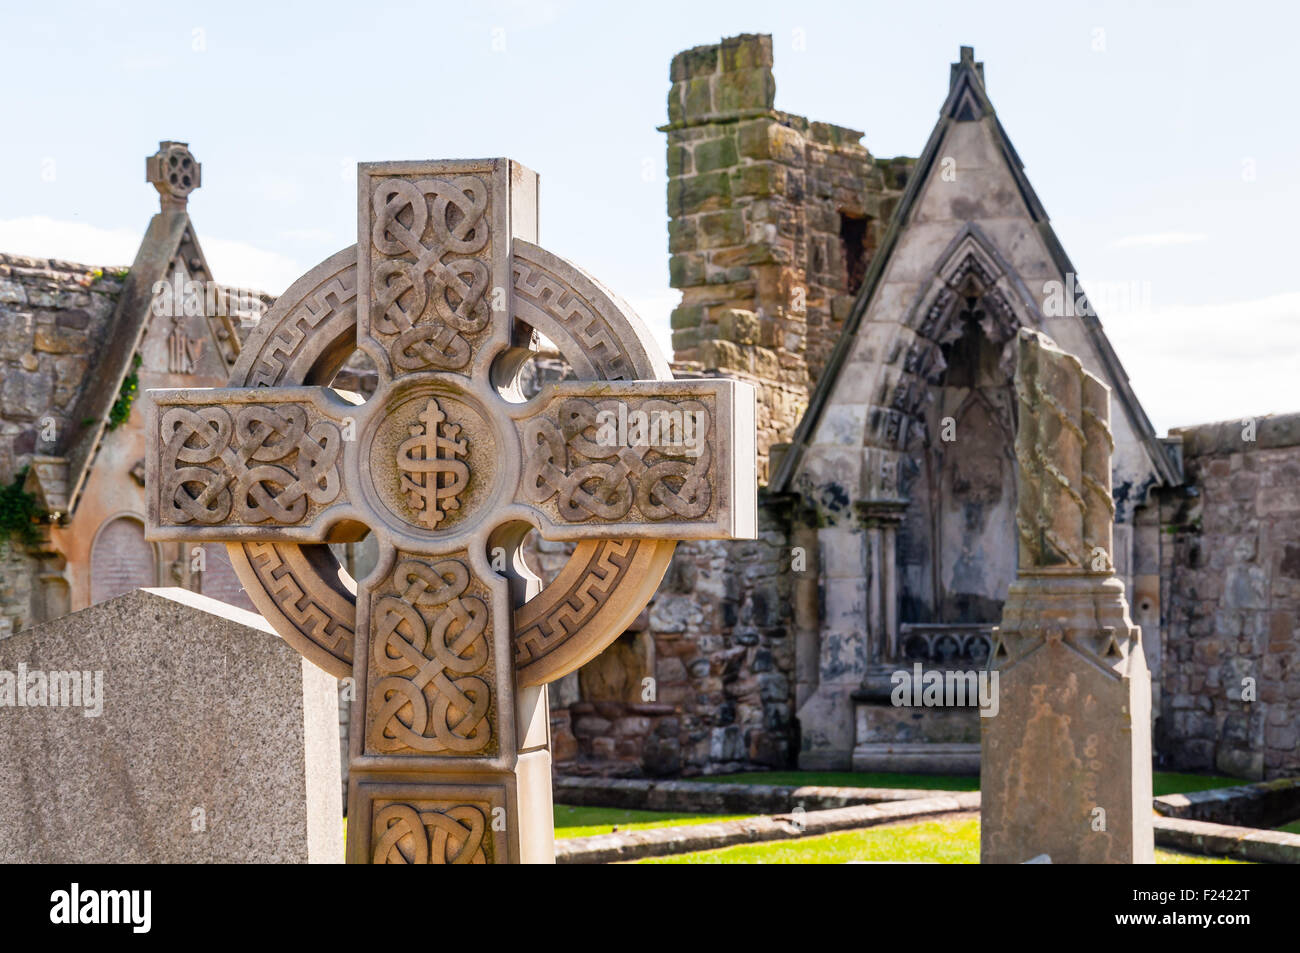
904,224 -> 1042,383
223,242 -> 677,684
90,512 -> 160,605
865,225 -> 1042,455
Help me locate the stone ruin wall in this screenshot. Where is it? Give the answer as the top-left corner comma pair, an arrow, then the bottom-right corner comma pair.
1158,414 -> 1300,780
539,514 -> 795,778
0,252 -> 273,636
0,256 -> 126,485
0,255 -> 128,634
663,33 -> 906,485
545,31 -> 911,779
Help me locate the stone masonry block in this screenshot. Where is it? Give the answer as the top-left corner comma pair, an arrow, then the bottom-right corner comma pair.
668,171 -> 731,215
694,137 -> 739,174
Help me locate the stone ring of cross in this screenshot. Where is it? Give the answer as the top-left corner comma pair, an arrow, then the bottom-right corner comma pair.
145,159 -> 756,863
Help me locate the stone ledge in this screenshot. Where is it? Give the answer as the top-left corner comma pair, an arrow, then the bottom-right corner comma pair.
1172,412 -> 1300,455
555,793 -> 979,864
851,742 -> 981,774
1154,817 -> 1300,864
553,775 -> 952,814
1154,777 -> 1300,828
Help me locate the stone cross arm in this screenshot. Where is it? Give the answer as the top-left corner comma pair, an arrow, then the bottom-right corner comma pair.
147,378 -> 755,548
143,158 -> 756,864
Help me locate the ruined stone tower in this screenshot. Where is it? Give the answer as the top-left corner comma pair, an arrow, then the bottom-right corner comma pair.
662,33 -> 909,482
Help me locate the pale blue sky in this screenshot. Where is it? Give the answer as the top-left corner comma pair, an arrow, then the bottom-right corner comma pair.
2,0 -> 1296,433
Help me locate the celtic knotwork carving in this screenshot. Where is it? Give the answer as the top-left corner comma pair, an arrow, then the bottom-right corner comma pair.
521,398 -> 713,523
370,557 -> 494,755
145,160 -> 756,863
372,803 -> 486,864
160,403 -> 341,526
397,398 -> 469,528
220,241 -> 681,691
370,176 -> 491,371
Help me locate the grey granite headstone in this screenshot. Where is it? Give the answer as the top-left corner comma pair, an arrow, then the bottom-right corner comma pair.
0,587 -> 342,863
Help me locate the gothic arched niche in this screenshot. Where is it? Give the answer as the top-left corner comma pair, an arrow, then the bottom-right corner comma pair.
928,293 -> 1019,612
890,228 -> 1032,628
90,515 -> 157,605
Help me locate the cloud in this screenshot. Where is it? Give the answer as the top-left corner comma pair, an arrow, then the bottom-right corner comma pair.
0,216 -> 140,268
0,215 -> 302,296
1110,231 -> 1209,248
198,237 -> 303,296
1103,292 -> 1300,433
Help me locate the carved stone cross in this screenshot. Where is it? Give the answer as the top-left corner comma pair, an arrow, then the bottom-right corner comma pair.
145,159 -> 756,863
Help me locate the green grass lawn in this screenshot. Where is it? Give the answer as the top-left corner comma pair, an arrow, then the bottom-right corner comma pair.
554,805 -> 746,839
691,770 -> 1245,798
1277,818 -> 1300,835
635,817 -> 1248,865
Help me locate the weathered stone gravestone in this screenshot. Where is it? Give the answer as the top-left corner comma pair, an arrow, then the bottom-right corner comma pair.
0,587 -> 342,863
981,329 -> 1154,864
146,159 -> 756,863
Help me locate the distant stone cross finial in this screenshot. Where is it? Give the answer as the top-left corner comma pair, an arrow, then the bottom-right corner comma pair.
146,141 -> 201,210
145,159 -> 756,863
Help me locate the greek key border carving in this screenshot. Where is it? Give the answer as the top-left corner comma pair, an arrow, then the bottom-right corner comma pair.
514,538 -> 636,665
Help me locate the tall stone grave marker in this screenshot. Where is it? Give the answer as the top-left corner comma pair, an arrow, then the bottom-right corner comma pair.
981,329 -> 1154,864
146,159 -> 756,863
0,588 -> 342,863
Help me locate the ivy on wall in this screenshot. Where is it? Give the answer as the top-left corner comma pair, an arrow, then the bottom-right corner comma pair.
106,353 -> 143,432
0,468 -> 48,547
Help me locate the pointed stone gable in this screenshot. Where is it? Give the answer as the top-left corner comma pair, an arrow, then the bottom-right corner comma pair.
58,142 -> 246,516
773,47 -> 1182,772
773,47 -> 1179,522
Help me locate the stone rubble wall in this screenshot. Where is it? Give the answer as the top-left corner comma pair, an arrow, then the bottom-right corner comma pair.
0,539 -> 34,639
0,255 -> 126,483
643,510 -> 794,775
1154,777 -> 1300,828
663,33 -> 906,483
541,515 -> 794,779
0,255 -> 127,633
1158,414 -> 1300,779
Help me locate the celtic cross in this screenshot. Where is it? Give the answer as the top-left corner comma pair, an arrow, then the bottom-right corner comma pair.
144,159 -> 756,863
